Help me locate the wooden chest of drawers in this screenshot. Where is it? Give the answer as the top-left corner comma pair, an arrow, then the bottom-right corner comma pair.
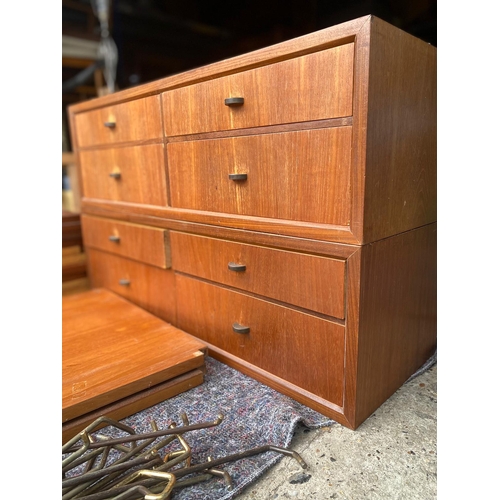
68,15 -> 436,429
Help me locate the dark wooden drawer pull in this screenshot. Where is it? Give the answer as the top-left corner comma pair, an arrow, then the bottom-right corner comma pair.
228,262 -> 246,272
104,121 -> 116,128
224,97 -> 244,106
232,322 -> 250,334
228,173 -> 247,181
119,279 -> 130,286
108,235 -> 120,243
109,172 -> 121,179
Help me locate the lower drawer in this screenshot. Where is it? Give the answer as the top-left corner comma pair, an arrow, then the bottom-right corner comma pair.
176,274 -> 345,406
87,249 -> 176,323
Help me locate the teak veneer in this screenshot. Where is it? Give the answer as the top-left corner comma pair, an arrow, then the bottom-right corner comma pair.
68,15 -> 436,429
62,288 -> 206,440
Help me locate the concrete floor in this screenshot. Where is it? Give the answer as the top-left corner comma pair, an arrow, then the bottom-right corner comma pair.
237,364 -> 437,499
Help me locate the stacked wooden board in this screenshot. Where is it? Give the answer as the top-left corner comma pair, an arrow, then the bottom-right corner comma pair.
62,288 -> 206,443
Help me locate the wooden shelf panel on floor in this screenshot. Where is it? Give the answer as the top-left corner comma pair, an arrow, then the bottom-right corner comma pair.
62,288 -> 207,442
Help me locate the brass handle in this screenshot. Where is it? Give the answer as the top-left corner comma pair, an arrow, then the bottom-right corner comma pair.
228,173 -> 247,181
228,262 -> 246,272
108,235 -> 120,243
104,121 -> 116,128
109,172 -> 121,179
119,279 -> 130,286
232,322 -> 250,334
224,97 -> 244,106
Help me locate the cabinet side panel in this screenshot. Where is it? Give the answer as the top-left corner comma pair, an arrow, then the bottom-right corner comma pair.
355,223 -> 437,427
363,17 -> 437,242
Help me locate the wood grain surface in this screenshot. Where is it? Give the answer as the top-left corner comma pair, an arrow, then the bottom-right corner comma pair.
79,144 -> 167,206
176,274 -> 345,406
62,288 -> 206,422
62,369 -> 204,444
81,198 -> 360,244
162,44 -> 354,136
62,245 -> 87,282
65,15 -> 437,430
79,202 -> 360,258
81,215 -> 171,269
87,249 -> 177,324
354,223 -> 437,427
171,231 -> 346,318
362,17 -> 437,242
74,95 -> 162,147
62,211 -> 83,249
167,127 -> 352,225
68,16 -> 368,113
62,277 -> 91,296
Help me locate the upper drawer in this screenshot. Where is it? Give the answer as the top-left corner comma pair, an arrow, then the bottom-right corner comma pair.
162,44 -> 354,136
167,127 -> 352,225
81,215 -> 171,269
171,232 -> 346,319
79,144 -> 167,206
74,95 -> 162,148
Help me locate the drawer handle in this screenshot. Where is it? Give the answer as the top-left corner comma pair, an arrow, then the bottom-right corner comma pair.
104,121 -> 116,128
232,322 -> 250,334
228,262 -> 246,272
108,235 -> 120,243
228,173 -> 247,181
224,97 -> 244,106
119,279 -> 130,286
109,172 -> 121,179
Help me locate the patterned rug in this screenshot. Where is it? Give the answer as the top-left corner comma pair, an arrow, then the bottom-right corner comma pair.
118,357 -> 335,499
66,353 -> 437,499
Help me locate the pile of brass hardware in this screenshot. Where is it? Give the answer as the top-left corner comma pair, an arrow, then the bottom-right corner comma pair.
62,413 -> 307,499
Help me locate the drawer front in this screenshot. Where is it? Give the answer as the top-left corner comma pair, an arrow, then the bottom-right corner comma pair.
168,127 -> 352,225
82,215 -> 171,269
79,144 -> 167,205
87,249 -> 176,324
74,95 -> 162,147
176,275 -> 345,406
162,44 -> 354,136
171,232 -> 346,318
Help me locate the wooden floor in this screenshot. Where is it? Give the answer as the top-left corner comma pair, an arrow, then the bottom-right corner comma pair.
62,288 -> 207,443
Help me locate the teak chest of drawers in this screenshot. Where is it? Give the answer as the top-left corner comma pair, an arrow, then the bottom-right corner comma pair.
68,15 -> 437,429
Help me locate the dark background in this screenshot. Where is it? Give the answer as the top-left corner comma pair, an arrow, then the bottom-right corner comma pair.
63,0 -> 436,93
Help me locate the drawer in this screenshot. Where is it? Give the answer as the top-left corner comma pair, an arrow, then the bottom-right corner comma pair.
87,249 -> 176,324
82,215 -> 171,269
74,95 -> 162,147
162,44 -> 354,136
168,127 -> 352,225
79,144 -> 167,205
171,232 -> 346,318
176,274 -> 345,406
